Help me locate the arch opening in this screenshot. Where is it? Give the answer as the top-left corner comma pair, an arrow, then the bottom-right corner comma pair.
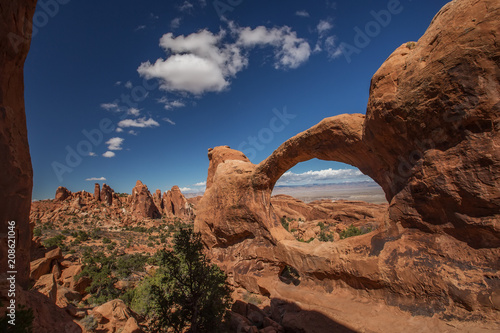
270,159 -> 388,244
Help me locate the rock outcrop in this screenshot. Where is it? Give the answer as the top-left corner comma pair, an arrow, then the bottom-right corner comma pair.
94,183 -> 101,201
129,180 -> 160,219
163,186 -> 194,220
0,0 -> 37,289
100,183 -> 114,206
195,0 -> 500,324
55,186 -> 71,202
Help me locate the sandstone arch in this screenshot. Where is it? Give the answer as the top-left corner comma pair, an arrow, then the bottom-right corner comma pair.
195,0 -> 500,322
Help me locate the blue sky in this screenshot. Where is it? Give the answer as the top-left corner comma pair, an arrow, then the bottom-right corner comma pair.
25,0 -> 449,199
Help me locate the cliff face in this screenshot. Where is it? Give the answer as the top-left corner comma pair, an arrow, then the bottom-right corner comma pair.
195,0 -> 500,322
364,0 -> 500,248
0,0 -> 37,288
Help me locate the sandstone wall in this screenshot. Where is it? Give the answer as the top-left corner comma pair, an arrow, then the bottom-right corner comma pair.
0,0 -> 37,288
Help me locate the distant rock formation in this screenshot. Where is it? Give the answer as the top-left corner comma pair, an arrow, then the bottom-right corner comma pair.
129,180 -> 160,219
100,183 -> 114,206
55,187 -> 71,201
152,189 -> 163,212
195,0 -> 500,322
94,183 -> 101,201
163,186 -> 194,220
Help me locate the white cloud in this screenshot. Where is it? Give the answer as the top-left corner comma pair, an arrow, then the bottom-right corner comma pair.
235,25 -> 311,69
128,130 -> 138,136
103,151 -> 116,158
125,81 -> 133,89
193,181 -> 206,186
276,168 -> 371,186
116,128 -> 124,133
158,97 -> 186,110
178,1 -> 193,12
115,81 -> 122,86
163,118 -> 176,125
171,17 -> 181,29
86,177 -> 106,181
106,137 -> 124,151
118,117 -> 160,128
138,24 -> 310,94
295,10 -> 310,17
317,20 -> 333,35
179,187 -> 192,192
101,103 -> 119,111
127,107 -> 140,116
325,36 -> 343,58
88,152 -> 96,157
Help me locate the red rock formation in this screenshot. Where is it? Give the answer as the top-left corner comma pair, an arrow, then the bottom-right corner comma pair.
162,186 -> 194,220
100,183 -> 114,206
94,183 -> 101,201
152,189 -> 163,212
55,186 -> 71,201
195,0 -> 500,323
0,0 -> 37,288
129,180 -> 160,219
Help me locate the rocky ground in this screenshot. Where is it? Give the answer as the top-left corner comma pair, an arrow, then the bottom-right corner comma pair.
27,182 -> 388,332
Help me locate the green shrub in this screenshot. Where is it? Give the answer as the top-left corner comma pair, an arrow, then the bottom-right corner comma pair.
78,250 -> 120,305
115,253 -> 148,279
280,217 -> 289,231
339,225 -> 372,239
132,228 -> 232,332
318,231 -> 334,242
43,234 -> 66,248
102,238 -> 111,244
33,228 -> 42,237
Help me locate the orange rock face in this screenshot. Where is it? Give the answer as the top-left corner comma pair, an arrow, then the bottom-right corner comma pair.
129,180 -> 161,219
94,183 -> 101,201
0,0 -> 37,289
162,185 -> 195,220
195,0 -> 500,324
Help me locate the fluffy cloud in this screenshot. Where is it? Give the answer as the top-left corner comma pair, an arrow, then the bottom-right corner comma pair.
138,24 -> 310,94
86,177 -> 106,181
106,137 -> 124,150
125,81 -> 133,89
276,168 -> 371,186
314,18 -> 341,58
295,10 -> 310,17
88,152 -> 96,156
118,117 -> 159,128
236,25 -> 311,69
193,181 -> 206,186
116,128 -> 123,133
102,151 -> 115,158
179,187 -> 192,192
128,130 -> 138,136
